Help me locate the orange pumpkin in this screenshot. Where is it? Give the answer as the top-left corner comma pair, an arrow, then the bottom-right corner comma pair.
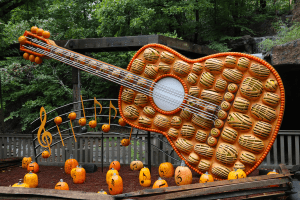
106,168 -> 119,184
79,118 -> 86,126
139,167 -> 151,187
29,55 -> 35,62
98,189 -> 107,194
121,138 -> 130,146
24,171 -> 38,188
27,161 -> 39,173
153,177 -> 168,189
89,120 -> 97,128
228,169 -> 247,180
18,36 -> 27,45
64,154 -> 79,174
22,157 -> 32,169
267,169 -> 279,187
12,180 -> 29,188
42,30 -> 50,38
55,179 -> 69,190
54,116 -> 62,125
118,118 -> 126,126
199,172 -> 214,183
159,162 -> 174,178
174,161 -> 192,186
35,57 -> 43,64
102,124 -> 110,133
109,161 -> 121,171
23,53 -> 30,60
36,28 -> 43,36
108,173 -> 123,195
130,160 -> 144,171
42,151 -> 50,159
31,26 -> 38,33
71,165 -> 78,178
68,112 -> 76,120
72,166 -> 86,184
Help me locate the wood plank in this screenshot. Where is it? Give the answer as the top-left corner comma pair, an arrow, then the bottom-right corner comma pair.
85,138 -> 88,163
62,138 -> 66,162
288,135 -> 292,166
3,137 -> 7,158
280,135 -> 285,164
117,137 -> 120,162
0,137 -> 3,159
122,142 -> 126,164
106,137 -> 109,164
74,136 -> 78,161
296,136 -> 300,165
13,137 -> 16,157
139,137 -> 143,162
95,138 -> 99,163
57,140 -> 61,163
128,140 -> 131,164
273,138 -> 278,165
79,137 -> 83,163
7,137 -> 11,158
90,138 -> 94,163
111,137 -> 115,161
134,137 -> 137,161
266,151 -> 271,166
17,138 -> 21,157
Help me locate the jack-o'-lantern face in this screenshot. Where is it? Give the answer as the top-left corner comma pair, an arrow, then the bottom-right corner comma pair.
159,162 -> 174,178
139,167 -> 151,187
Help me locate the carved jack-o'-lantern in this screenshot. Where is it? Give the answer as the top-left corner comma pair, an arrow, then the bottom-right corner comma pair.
22,157 -> 32,169
153,177 -> 168,189
12,179 -> 29,188
108,173 -> 123,195
139,167 -> 151,187
71,165 -> 78,179
109,160 -> 121,171
106,168 -> 119,184
267,169 -> 279,187
158,162 -> 174,178
174,161 -> 192,186
27,161 -> 39,173
199,172 -> 214,183
64,154 -> 79,174
24,171 -> 38,188
228,169 -> 247,180
130,160 -> 144,171
55,179 -> 69,190
72,165 -> 86,184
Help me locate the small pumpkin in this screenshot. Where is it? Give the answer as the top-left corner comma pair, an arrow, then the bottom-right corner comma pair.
98,189 -> 107,194
174,160 -> 192,186
72,165 -> 86,184
267,169 -> 279,187
23,53 -> 30,60
64,154 -> 79,174
35,57 -> 43,64
30,26 -> 38,34
12,179 -> 29,188
89,120 -> 97,128
159,162 -> 174,178
130,160 -> 144,171
109,160 -> 121,171
139,167 -> 151,187
108,173 -> 123,195
27,161 -> 39,173
121,138 -> 130,146
118,118 -> 127,126
102,124 -> 110,133
36,28 -> 43,36
18,36 -> 27,45
24,171 -> 38,188
42,30 -> 50,38
29,55 -> 35,62
153,177 -> 168,189
78,118 -> 86,126
68,112 -> 77,120
22,157 -> 32,169
199,172 -> 214,183
106,168 -> 119,184
42,150 -> 50,159
55,179 -> 69,190
54,116 -> 62,125
228,169 -> 247,180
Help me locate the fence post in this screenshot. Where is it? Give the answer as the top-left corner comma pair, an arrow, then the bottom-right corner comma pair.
147,131 -> 151,172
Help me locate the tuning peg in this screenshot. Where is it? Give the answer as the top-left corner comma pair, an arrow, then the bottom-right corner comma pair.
36,28 -> 44,36
35,57 -> 43,64
18,36 -> 27,45
29,55 -> 35,62
42,30 -> 50,39
31,26 -> 38,34
23,53 -> 30,60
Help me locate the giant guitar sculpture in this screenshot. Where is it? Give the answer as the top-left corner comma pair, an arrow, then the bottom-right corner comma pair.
18,27 -> 285,179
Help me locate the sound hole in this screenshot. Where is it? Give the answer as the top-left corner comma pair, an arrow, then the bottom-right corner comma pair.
152,77 -> 185,112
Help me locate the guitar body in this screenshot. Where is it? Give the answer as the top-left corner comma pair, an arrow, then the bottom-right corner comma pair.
118,44 -> 285,179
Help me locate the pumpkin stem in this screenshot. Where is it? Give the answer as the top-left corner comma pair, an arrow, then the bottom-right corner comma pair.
205,171 -> 209,175
18,179 -> 23,185
60,179 -> 64,182
70,154 -> 73,159
273,169 -> 277,172
180,160 -> 186,167
158,177 -> 162,180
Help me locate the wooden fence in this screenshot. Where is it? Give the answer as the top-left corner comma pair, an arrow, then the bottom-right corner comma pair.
0,130 -> 299,169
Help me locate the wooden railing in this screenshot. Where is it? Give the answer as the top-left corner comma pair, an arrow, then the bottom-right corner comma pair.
1,130 -> 299,169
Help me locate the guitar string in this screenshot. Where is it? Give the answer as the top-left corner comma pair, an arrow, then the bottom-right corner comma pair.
23,40 -> 220,121
25,45 -> 217,123
27,37 -> 221,113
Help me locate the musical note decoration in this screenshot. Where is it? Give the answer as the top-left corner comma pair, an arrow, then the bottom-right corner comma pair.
68,112 -> 77,142
54,116 -> 64,146
121,127 -> 133,146
37,107 -> 53,156
89,97 -> 102,129
78,95 -> 86,126
102,101 -> 117,133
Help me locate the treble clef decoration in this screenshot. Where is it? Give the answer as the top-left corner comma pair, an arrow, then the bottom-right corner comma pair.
37,107 -> 53,156
175,170 -> 182,185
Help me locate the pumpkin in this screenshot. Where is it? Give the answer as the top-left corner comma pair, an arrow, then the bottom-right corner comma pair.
118,118 -> 126,126
24,171 -> 38,188
108,173 -> 123,195
42,150 -> 50,159
64,154 -> 79,174
42,30 -> 50,38
139,167 -> 151,187
68,112 -> 76,120
199,172 -> 214,183
109,160 -> 121,171
228,169 -> 247,180
79,118 -> 86,126
36,28 -> 43,36
35,57 -> 43,64
72,165 -> 86,184
18,36 -> 27,45
159,162 -> 174,178
174,161 -> 192,186
31,26 -> 38,33
54,116 -> 62,125
267,169 -> 279,187
27,161 -> 39,173
23,53 -> 30,60
12,180 -> 29,188
153,177 -> 168,189
102,124 -> 110,133
130,160 -> 144,171
22,157 -> 32,169
89,120 -> 97,128
106,168 -> 119,184
98,189 -> 107,194
121,138 -> 130,146
55,179 -> 69,190
29,55 -> 35,62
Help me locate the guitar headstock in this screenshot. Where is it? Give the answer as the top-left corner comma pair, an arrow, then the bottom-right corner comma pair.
18,26 -> 54,64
